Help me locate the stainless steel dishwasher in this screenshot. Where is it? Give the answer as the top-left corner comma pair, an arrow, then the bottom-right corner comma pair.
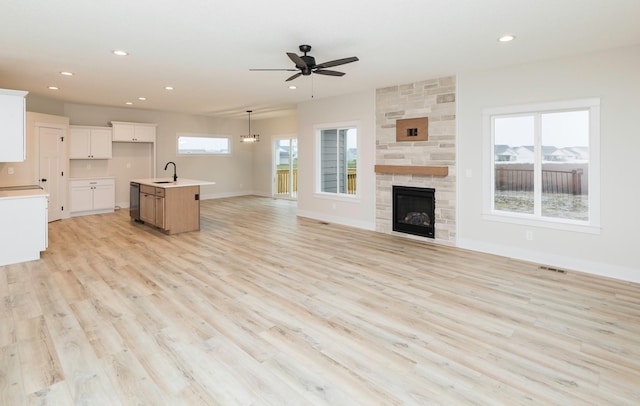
129,182 -> 141,221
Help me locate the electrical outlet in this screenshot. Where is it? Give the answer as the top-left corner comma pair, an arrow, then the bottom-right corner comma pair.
526,230 -> 533,241
7,167 -> 14,175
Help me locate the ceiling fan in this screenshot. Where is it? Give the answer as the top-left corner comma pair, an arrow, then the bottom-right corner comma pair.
250,44 -> 359,82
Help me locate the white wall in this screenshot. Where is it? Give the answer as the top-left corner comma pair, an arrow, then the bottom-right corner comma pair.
251,114 -> 298,197
0,112 -> 69,187
297,90 -> 376,230
457,45 -> 640,282
62,103 -> 254,204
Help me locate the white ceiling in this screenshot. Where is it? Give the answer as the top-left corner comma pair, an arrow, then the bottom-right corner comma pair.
2,0 -> 639,119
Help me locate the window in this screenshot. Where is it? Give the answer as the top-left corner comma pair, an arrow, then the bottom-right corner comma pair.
177,134 -> 230,155
317,125 -> 358,196
483,98 -> 600,232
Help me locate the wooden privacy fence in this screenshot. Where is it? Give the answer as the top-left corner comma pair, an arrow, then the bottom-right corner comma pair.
276,169 -> 357,195
496,168 -> 583,195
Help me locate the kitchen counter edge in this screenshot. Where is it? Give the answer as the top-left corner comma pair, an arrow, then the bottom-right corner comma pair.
0,189 -> 49,200
130,178 -> 215,188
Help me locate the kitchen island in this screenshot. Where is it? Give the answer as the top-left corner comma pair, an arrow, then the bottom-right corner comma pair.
130,178 -> 215,234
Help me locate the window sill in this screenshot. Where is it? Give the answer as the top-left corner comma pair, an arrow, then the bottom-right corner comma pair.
314,192 -> 360,203
482,212 -> 601,235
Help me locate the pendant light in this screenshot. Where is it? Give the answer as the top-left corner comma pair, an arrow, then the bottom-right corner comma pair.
241,110 -> 260,143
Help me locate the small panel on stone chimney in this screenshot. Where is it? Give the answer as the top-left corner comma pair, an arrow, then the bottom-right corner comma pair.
396,117 -> 428,142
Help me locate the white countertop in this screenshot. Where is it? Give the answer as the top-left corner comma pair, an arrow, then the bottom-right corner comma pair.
0,189 -> 49,200
131,178 -> 216,188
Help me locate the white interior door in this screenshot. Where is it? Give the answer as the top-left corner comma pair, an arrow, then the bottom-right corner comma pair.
39,126 -> 65,221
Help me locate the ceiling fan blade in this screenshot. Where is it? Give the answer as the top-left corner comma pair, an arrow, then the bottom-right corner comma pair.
315,56 -> 359,69
314,69 -> 345,77
287,52 -> 307,68
285,72 -> 302,82
249,68 -> 298,71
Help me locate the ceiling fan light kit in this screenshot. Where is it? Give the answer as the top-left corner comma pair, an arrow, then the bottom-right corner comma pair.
251,44 -> 359,82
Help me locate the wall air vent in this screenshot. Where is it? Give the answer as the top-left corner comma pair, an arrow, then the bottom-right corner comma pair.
540,265 -> 567,274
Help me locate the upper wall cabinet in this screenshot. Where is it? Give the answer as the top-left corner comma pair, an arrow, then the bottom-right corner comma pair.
69,126 -> 113,159
111,121 -> 156,142
0,88 -> 28,162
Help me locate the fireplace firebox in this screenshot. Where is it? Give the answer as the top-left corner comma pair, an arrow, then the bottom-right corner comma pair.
393,186 -> 435,238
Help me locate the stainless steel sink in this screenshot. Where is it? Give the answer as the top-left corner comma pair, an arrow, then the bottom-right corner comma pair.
153,181 -> 172,184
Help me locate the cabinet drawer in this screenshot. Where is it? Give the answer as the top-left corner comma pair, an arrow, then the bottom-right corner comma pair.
140,184 -> 165,196
70,178 -> 115,188
140,184 -> 155,195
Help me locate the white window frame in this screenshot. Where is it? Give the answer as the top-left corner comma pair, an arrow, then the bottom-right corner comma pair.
176,133 -> 232,156
314,121 -> 360,199
482,98 -> 601,234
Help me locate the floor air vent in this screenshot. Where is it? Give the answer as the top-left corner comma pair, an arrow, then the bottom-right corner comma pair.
540,265 -> 567,274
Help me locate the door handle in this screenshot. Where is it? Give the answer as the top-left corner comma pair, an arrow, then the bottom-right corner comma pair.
41,178 -> 47,182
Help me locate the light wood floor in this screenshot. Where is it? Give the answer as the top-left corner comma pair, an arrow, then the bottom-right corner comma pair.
1,196 -> 639,405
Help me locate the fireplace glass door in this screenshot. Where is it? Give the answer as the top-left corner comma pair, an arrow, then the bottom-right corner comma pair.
393,186 -> 435,238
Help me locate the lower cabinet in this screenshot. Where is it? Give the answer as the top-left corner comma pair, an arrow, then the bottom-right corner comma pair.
139,184 -> 199,234
0,193 -> 47,266
140,185 -> 165,229
69,178 -> 115,216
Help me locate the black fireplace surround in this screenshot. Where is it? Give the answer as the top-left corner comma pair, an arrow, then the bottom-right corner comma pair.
393,185 -> 435,238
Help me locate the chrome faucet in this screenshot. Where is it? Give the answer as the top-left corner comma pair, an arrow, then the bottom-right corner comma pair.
164,161 -> 177,182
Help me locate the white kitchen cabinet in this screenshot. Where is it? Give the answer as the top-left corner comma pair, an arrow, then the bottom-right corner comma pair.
69,177 -> 115,216
0,190 -> 48,266
111,121 -> 156,142
69,126 -> 112,159
0,88 -> 28,162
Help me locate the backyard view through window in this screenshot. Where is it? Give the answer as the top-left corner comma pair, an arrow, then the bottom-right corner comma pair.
492,107 -> 591,222
177,135 -> 230,155
275,138 -> 298,198
319,127 -> 357,195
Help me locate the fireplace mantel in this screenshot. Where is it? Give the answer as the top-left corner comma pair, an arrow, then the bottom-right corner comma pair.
374,165 -> 448,176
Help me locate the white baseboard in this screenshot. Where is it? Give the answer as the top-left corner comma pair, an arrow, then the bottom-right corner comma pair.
200,191 -> 255,200
457,237 -> 640,283
296,209 -> 376,231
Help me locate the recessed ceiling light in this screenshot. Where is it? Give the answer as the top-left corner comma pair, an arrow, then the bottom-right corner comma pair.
112,50 -> 128,56
48,86 -> 59,90
138,97 -> 146,101
498,34 -> 516,43
125,102 -> 133,105
164,86 -> 174,91
60,71 -> 74,76
289,85 -> 297,90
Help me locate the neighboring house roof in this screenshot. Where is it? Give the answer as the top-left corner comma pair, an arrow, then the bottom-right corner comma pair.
494,145 -> 589,163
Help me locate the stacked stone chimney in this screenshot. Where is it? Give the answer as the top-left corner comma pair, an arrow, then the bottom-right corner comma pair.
375,76 -> 457,244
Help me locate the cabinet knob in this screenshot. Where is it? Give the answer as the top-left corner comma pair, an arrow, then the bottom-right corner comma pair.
41,178 -> 47,182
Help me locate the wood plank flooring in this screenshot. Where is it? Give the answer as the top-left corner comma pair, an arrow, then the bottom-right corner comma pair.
1,195 -> 639,405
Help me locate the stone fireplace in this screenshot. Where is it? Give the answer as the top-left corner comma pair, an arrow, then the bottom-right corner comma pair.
375,76 -> 456,244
